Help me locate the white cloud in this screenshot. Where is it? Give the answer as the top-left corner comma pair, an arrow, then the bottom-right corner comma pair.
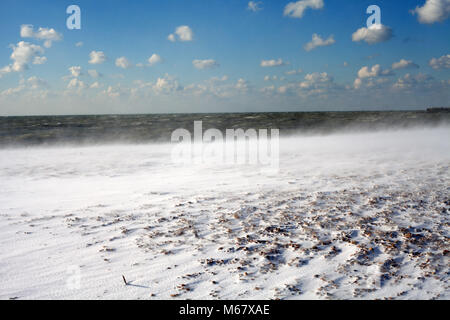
429,54 -> 450,70
33,56 -> 47,65
210,75 -> 228,82
411,0 -> 450,24
357,64 -> 393,79
353,78 -> 363,89
393,73 -> 434,89
286,72 -> 339,97
182,76 -> 239,98
176,26 -> 193,41
68,66 -> 82,77
248,1 -> 263,12
90,81 -> 101,89
27,76 -> 48,89
5,41 -> 45,73
0,66 -> 12,78
260,58 -> 286,67
260,85 -> 275,94
115,56 -> 131,69
75,42 -> 83,47
67,78 -> 86,89
284,0 -> 324,19
193,59 -> 219,70
354,64 -> 394,89
148,54 -> 162,66
1,84 -> 25,97
285,69 -> 303,75
168,34 -> 176,42
392,59 -> 419,70
169,26 -> 194,42
103,86 -> 121,98
278,86 -> 289,94
352,24 -> 393,44
300,72 -> 333,88
235,78 -> 249,92
153,74 -> 182,94
304,33 -> 335,51
88,69 -> 101,78
89,51 -> 106,64
20,24 -> 62,48
264,75 -> 279,81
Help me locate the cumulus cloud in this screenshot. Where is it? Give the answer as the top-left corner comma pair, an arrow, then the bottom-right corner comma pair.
27,76 -> 48,89
90,81 -> 101,89
285,68 -> 303,75
392,59 -> 419,70
115,56 -> 131,69
148,54 -> 162,66
68,66 -> 82,77
260,58 -> 286,67
168,34 -> 176,42
75,42 -> 83,47
284,0 -> 324,19
33,56 -> 47,65
272,72 -> 339,98
260,85 -> 276,94
182,76 -> 244,98
20,24 -> 62,48
353,64 -> 394,89
0,66 -> 12,78
103,86 -> 121,98
264,75 -> 279,81
67,78 -> 86,89
88,69 -> 102,78
89,51 -> 106,64
0,41 -> 45,75
352,24 -> 393,44
304,33 -> 335,51
193,59 -> 219,70
429,54 -> 450,70
0,83 -> 25,97
168,25 -> 194,42
357,64 -> 393,79
411,0 -> 450,24
353,78 -> 363,89
393,73 -> 434,89
248,1 -> 263,12
235,78 -> 250,92
153,74 -> 182,94
210,75 -> 228,82
353,76 -> 390,90
300,72 -> 333,88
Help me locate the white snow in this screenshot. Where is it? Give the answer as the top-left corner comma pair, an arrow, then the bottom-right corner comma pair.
0,127 -> 449,299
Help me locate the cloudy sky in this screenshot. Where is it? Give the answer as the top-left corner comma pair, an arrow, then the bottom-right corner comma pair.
0,0 -> 449,115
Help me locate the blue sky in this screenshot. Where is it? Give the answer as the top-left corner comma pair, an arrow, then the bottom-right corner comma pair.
0,0 -> 449,115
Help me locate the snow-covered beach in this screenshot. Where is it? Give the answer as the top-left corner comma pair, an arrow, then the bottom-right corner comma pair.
0,127 -> 449,300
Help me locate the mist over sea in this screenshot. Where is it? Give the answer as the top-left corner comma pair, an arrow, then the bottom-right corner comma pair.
1,110 -> 449,147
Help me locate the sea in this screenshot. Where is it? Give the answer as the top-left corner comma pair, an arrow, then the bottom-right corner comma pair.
1,110 -> 449,146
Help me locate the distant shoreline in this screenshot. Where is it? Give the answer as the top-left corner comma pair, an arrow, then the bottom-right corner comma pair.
0,108 -> 445,118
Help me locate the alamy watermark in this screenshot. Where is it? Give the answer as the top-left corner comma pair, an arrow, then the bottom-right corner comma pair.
367,5 -> 381,28
171,121 -> 279,173
66,5 -> 81,30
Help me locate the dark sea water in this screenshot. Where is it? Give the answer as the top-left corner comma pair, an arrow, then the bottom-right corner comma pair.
0,111 -> 449,147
